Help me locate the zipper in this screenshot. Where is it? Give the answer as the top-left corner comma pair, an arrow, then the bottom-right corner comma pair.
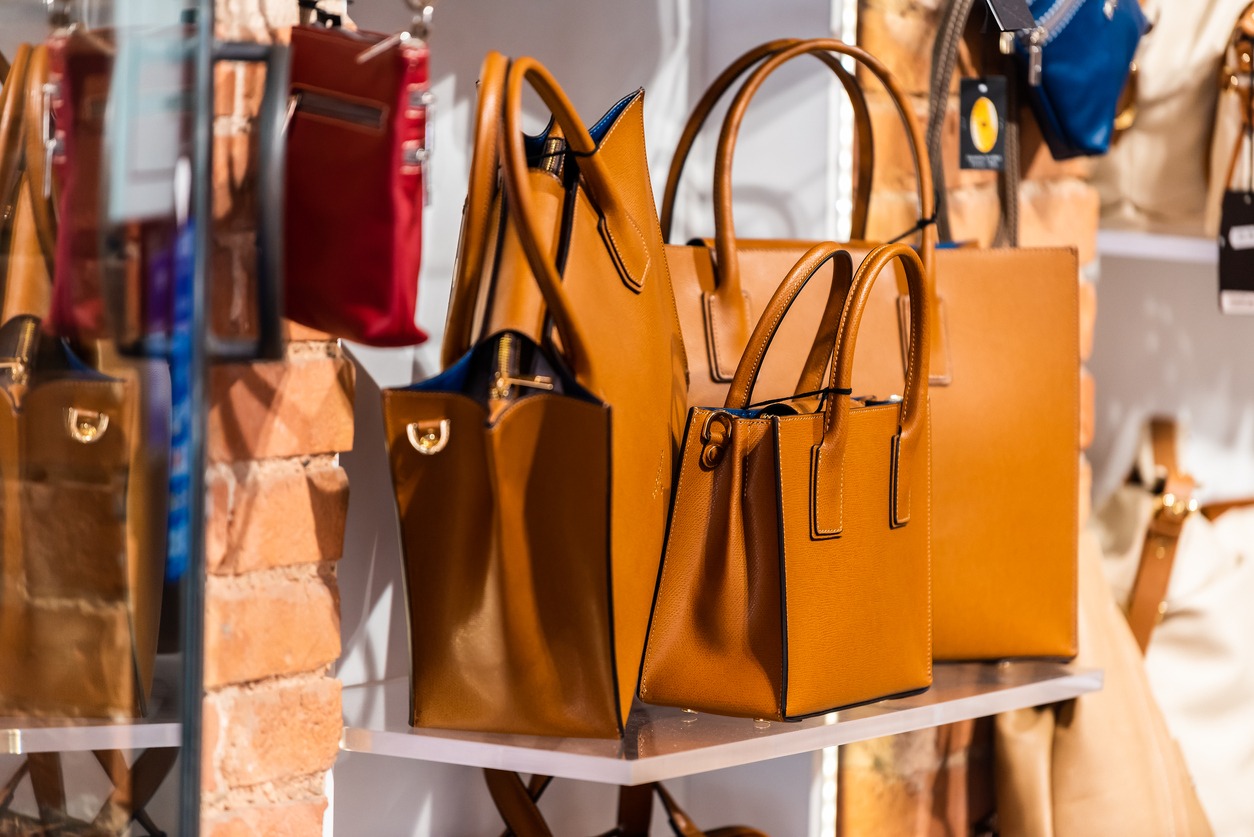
489,334 -> 553,402
1018,0 -> 1099,86
289,89 -> 385,130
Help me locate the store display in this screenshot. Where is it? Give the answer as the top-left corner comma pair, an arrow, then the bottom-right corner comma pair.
284,23 -> 430,347
383,52 -> 684,738
484,770 -> 769,837
665,37 -> 1079,662
1095,418 -> 1254,836
640,242 -> 933,720
1014,0 -> 1147,160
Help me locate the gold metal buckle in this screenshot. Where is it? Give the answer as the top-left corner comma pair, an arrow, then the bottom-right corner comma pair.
66,408 -> 109,444
407,419 -> 449,455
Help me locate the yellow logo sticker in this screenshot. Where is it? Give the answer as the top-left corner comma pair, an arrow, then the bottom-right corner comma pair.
970,96 -> 999,154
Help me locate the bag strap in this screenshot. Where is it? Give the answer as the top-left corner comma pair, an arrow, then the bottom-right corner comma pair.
926,0 -> 1020,246
1125,417 -> 1197,654
441,50 -> 509,369
0,44 -> 33,241
21,44 -> 56,276
658,38 -> 875,243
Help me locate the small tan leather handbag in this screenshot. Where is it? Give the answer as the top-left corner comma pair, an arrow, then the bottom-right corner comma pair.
1206,3 -> 1254,236
640,242 -> 933,721
664,38 -> 1079,662
383,53 -> 683,738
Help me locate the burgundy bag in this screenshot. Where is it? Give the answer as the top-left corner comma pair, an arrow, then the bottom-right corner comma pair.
284,25 -> 430,347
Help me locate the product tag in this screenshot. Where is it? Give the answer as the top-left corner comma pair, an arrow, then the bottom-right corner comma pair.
983,0 -> 1035,31
1218,190 -> 1254,315
959,78 -> 1007,171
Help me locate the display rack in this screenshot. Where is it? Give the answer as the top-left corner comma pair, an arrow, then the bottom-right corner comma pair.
0,659 -> 181,755
340,662 -> 1101,786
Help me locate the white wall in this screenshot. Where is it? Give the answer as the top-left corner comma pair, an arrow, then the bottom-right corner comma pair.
333,0 -> 845,833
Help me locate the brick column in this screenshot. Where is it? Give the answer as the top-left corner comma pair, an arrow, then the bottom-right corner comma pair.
199,1 -> 354,833
839,1 -> 1099,833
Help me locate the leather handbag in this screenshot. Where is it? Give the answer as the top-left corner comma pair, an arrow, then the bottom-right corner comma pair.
1095,418 -> 1254,836
665,38 -> 1079,662
484,770 -> 769,837
0,44 -> 168,719
1014,0 -> 1148,159
382,52 -> 684,738
284,23 -> 430,347
1206,3 -> 1254,237
640,242 -> 933,720
994,529 -> 1213,837
1094,0 -> 1251,234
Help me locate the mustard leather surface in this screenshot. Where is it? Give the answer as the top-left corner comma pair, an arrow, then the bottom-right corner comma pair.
666,38 -> 1079,661
640,243 -> 932,720
386,53 -> 686,737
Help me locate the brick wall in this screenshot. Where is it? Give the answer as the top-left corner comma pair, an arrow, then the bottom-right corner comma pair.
201,1 -> 354,833
840,1 -> 1099,833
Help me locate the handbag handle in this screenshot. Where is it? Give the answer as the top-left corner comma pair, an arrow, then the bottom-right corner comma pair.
20,45 -> 56,274
925,0 -> 1019,245
722,249 -> 853,410
440,50 -> 508,369
712,39 -> 935,305
500,55 -> 641,390
659,38 -> 875,243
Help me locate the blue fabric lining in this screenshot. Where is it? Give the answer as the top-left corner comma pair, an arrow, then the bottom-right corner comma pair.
587,91 -> 638,144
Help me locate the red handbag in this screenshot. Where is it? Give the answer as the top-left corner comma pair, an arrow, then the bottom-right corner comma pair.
284,24 -> 430,347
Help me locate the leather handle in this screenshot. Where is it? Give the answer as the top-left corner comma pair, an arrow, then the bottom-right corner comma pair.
723,249 -> 853,410
500,56 -> 611,390
0,43 -> 33,253
814,242 -> 930,535
21,45 -> 56,276
441,51 -> 509,369
659,39 -> 874,244
713,39 -> 935,306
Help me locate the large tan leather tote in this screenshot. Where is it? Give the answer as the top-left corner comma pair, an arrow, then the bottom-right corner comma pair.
0,44 -> 168,720
382,53 -> 683,738
640,242 -> 933,720
664,38 -> 1079,662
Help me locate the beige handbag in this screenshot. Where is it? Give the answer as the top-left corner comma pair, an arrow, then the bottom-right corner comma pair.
1095,418 -> 1254,837
1094,0 -> 1252,234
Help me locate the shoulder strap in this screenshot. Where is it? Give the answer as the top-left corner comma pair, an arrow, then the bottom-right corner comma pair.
1125,418 -> 1196,654
927,0 -> 1019,245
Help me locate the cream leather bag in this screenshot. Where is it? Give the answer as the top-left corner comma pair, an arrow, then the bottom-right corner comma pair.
1095,418 -> 1254,837
1093,0 -> 1251,234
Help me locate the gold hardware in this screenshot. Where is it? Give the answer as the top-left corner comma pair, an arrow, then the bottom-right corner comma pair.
0,359 -> 29,386
66,408 -> 109,444
699,411 -> 732,469
407,419 -> 450,455
490,372 -> 554,400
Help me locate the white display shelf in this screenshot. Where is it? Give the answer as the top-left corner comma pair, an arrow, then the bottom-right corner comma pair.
1097,229 -> 1217,266
0,658 -> 181,755
340,662 -> 1101,786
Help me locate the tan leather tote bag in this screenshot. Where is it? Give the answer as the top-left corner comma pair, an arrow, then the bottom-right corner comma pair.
383,53 -> 682,738
664,38 -> 1079,662
640,242 -> 933,720
1096,418 -> 1254,836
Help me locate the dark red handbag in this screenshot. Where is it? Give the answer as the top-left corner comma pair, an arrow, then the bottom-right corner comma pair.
284,24 -> 430,347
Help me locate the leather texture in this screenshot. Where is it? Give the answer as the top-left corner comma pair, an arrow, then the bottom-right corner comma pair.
994,529 -> 1213,837
1019,0 -> 1148,160
668,39 -> 1079,661
383,53 -> 685,737
483,769 -> 770,837
640,242 -> 932,721
1095,418 -> 1254,836
0,44 -> 168,720
284,25 -> 429,346
1204,3 -> 1254,236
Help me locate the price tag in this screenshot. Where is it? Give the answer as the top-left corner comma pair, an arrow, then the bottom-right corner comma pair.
959,78 -> 1007,171
1218,190 -> 1254,315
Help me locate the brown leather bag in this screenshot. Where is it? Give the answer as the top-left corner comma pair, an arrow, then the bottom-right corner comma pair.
0,44 -> 168,719
484,770 -> 769,837
664,38 -> 1079,662
640,242 -> 932,720
382,53 -> 684,738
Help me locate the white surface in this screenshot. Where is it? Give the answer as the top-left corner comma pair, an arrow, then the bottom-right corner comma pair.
340,663 -> 1101,786
1097,229 -> 1218,266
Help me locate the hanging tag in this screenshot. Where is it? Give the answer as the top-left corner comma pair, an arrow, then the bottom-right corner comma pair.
1218,190 -> 1254,314
959,77 -> 1007,171
983,0 -> 1035,31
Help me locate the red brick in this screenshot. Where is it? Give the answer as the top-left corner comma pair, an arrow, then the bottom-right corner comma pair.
203,797 -> 327,837
208,677 -> 341,789
204,567 -> 341,688
207,356 -> 355,462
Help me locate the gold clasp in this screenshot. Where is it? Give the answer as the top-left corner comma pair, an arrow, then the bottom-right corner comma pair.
699,411 -> 732,469
66,408 -> 109,444
407,419 -> 449,455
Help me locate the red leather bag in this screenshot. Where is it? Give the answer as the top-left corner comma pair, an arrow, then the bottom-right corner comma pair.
284,25 -> 429,346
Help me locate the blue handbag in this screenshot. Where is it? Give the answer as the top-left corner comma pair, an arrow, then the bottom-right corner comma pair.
1019,0 -> 1149,159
